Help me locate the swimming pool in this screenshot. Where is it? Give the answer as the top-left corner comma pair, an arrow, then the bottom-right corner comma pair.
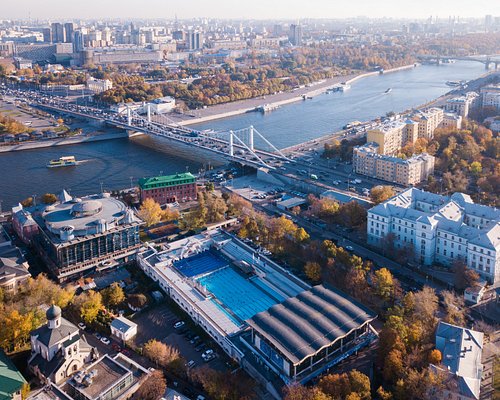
174,251 -> 227,278
197,267 -> 279,321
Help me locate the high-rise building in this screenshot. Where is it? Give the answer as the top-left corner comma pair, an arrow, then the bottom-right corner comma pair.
51,22 -> 65,43
73,30 -> 84,52
289,24 -> 303,46
64,22 -> 74,43
485,14 -> 493,30
187,31 -> 204,50
42,27 -> 52,43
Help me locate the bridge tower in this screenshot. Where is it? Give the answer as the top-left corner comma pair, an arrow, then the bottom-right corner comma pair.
229,130 -> 234,157
147,104 -> 152,122
485,57 -> 491,70
126,106 -> 132,126
249,125 -> 254,150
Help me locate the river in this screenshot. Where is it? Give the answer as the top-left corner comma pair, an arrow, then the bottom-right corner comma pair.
0,61 -> 486,208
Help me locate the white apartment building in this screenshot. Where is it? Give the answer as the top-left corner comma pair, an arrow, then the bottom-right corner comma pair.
445,92 -> 479,118
412,107 -> 444,139
480,84 -> 500,111
440,112 -> 463,130
367,188 -> 500,284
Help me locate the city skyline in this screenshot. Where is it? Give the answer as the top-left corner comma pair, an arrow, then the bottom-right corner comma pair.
5,0 -> 499,20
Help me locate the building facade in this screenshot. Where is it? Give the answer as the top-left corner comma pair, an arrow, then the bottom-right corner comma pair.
86,77 -> 113,93
480,84 -> 500,111
367,188 -> 500,283
353,143 -> 435,186
138,172 -> 197,204
31,191 -> 143,281
445,92 -> 479,118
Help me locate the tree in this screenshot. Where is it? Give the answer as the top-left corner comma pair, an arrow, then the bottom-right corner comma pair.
428,349 -> 442,365
20,197 -> 33,207
376,386 -> 393,400
143,339 -> 179,367
370,186 -> 396,204
453,259 -> 480,291
318,372 -> 351,398
101,283 -> 125,309
138,198 -> 163,227
383,349 -> 404,383
127,293 -> 148,310
373,268 -> 394,301
441,290 -> 467,326
132,370 -> 166,400
162,207 -> 180,222
41,193 -> 58,204
294,227 -> 310,243
284,385 -> 330,400
348,370 -> 371,400
77,290 -> 103,325
206,196 -> 228,223
469,161 -> 482,176
413,286 -> 439,327
304,261 -> 322,283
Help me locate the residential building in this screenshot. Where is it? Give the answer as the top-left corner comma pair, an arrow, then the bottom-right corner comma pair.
11,203 -> 38,244
412,107 -> 444,139
366,121 -> 407,155
0,349 -> 27,400
431,321 -> 483,400
51,23 -> 65,43
30,191 -> 143,281
29,305 -> 98,385
289,24 -> 303,46
110,316 -> 137,343
64,23 -> 74,44
445,93 -> 479,118
0,226 -> 31,293
187,31 -> 204,50
480,84 -> 500,111
86,77 -> 113,93
440,112 -> 463,130
367,188 -> 500,283
353,143 -> 435,186
138,172 -> 197,204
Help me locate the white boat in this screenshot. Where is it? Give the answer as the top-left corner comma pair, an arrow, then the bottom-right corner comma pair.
384,88 -> 392,94
47,156 -> 77,168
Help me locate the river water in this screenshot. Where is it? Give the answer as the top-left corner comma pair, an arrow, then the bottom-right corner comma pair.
0,61 -> 486,208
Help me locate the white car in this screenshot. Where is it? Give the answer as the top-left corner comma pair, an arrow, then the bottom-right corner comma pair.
345,245 -> 354,251
174,321 -> 185,329
100,337 -> 111,345
78,322 -> 87,330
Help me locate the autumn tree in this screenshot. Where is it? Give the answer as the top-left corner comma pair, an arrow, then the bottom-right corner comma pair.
428,349 -> 442,365
373,268 -> 394,301
304,261 -> 322,283
284,384 -> 330,400
143,339 -> 180,367
162,207 -> 180,222
191,366 -> 256,400
101,283 -> 125,309
41,193 -> 58,204
441,290 -> 467,326
138,198 -> 163,227
127,293 -> 147,310
76,290 -> 103,325
20,197 -> 34,207
370,185 -> 396,204
453,259 -> 480,291
132,370 -> 166,400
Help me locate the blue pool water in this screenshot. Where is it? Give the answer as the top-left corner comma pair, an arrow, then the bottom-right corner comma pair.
174,251 -> 227,277
250,276 -> 287,302
197,267 -> 278,321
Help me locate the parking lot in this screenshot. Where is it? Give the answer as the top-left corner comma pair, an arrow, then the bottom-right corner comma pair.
132,303 -> 227,372
224,174 -> 284,201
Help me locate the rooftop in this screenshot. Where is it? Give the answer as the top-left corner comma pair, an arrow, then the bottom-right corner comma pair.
247,284 -> 377,365
0,349 -> 27,400
138,172 -> 196,190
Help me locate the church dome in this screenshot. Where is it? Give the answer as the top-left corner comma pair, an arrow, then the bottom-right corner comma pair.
46,304 -> 61,320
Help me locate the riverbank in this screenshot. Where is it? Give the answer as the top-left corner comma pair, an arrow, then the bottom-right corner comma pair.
178,64 -> 419,127
0,131 -> 129,153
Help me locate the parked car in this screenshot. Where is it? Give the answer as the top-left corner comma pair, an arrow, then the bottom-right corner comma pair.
78,322 -> 87,330
186,360 -> 196,369
345,245 -> 354,251
174,321 -> 185,329
100,337 -> 111,345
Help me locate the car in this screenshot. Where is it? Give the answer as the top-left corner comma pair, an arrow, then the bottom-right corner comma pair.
112,343 -> 121,352
174,321 -> 185,329
186,360 -> 196,369
190,335 -> 200,344
197,396 -> 206,400
100,337 -> 111,345
78,322 -> 87,330
195,343 -> 206,352
94,332 -> 102,340
345,245 -> 354,251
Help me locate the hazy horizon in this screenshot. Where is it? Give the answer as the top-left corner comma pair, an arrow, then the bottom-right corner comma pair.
5,0 -> 499,21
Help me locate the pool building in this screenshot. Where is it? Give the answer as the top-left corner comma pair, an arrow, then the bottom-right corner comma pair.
137,229 -> 377,398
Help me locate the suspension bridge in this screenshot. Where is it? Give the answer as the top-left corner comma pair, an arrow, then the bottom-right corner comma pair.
33,97 -> 293,170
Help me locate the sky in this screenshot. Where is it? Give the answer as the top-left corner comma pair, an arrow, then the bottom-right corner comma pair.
6,0 -> 500,20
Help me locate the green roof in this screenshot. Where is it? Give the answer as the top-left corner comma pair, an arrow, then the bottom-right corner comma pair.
0,350 -> 27,400
138,172 -> 196,190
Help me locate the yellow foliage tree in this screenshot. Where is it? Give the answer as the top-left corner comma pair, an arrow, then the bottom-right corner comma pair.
138,198 -> 163,227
